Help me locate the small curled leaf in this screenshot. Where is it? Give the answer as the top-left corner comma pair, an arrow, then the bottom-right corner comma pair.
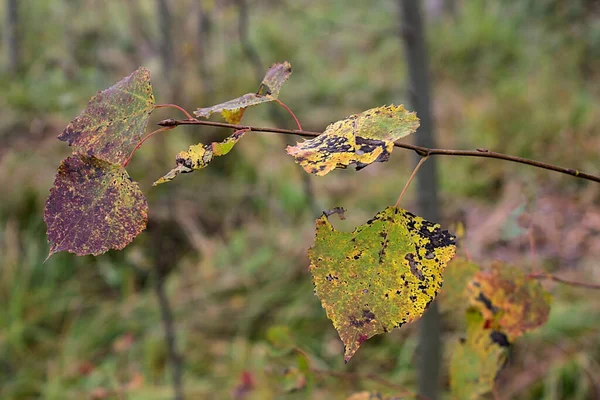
194,61 -> 292,124
153,129 -> 247,185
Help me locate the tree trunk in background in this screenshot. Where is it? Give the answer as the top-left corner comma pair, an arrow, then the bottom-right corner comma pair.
3,0 -> 20,74
425,0 -> 456,20
156,0 -> 180,101
196,0 -> 214,98
398,1 -> 442,399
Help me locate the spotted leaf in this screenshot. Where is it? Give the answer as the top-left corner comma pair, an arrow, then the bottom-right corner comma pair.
58,67 -> 155,165
286,105 -> 419,176
439,257 -> 480,316
466,262 -> 551,340
194,62 -> 292,124
153,129 -> 247,185
44,155 -> 148,259
450,310 -> 508,400
309,207 -> 456,362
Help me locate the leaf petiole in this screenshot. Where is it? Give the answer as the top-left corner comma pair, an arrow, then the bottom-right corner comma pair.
395,156 -> 429,208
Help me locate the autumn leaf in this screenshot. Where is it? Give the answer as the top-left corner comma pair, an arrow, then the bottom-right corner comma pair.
308,207 -> 456,362
467,262 -> 551,340
44,154 -> 148,258
194,61 -> 292,124
450,310 -> 508,400
286,105 -> 419,176
153,129 -> 247,185
439,257 -> 480,316
58,67 -> 155,165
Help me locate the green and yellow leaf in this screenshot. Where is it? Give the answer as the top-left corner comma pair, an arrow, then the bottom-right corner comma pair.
153,129 -> 247,185
58,67 -> 155,165
450,311 -> 508,400
439,257 -> 480,316
286,105 -> 419,176
194,61 -> 292,124
308,207 -> 456,362
44,154 -> 148,258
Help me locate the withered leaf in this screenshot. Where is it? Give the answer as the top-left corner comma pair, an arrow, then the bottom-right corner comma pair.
466,262 -> 551,341
153,129 -> 247,185
309,207 -> 456,362
58,67 -> 155,165
44,155 -> 148,258
286,105 -> 419,176
194,62 -> 292,124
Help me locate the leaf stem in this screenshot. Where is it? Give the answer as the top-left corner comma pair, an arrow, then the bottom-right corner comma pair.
156,118 -> 600,184
528,273 -> 600,290
155,103 -> 196,120
123,126 -> 174,167
274,98 -> 303,130
395,156 -> 429,208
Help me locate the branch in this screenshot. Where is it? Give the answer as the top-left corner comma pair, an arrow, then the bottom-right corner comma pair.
528,273 -> 600,290
157,118 -> 600,184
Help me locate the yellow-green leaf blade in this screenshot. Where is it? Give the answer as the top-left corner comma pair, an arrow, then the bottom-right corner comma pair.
194,61 -> 292,124
153,129 -> 247,185
44,155 -> 148,258
58,67 -> 155,165
309,207 -> 456,362
450,311 -> 508,400
286,105 -> 419,176
439,257 -> 481,316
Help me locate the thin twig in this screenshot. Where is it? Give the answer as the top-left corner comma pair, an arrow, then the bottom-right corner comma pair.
528,273 -> 600,290
395,156 -> 429,208
156,118 -> 600,184
274,99 -> 303,130
155,104 -> 196,120
123,126 -> 174,167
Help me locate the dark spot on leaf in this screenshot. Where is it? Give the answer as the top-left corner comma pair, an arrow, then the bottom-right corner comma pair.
490,331 -> 510,347
477,293 -> 498,313
405,253 -> 424,281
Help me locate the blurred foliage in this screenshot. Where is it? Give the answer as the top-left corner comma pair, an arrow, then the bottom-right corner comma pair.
1,0 -> 599,399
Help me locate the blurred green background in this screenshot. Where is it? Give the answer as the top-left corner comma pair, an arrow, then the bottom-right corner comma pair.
1,0 -> 599,399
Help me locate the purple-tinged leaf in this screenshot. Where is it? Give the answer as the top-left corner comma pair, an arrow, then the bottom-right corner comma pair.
58,67 -> 155,165
44,155 -> 148,258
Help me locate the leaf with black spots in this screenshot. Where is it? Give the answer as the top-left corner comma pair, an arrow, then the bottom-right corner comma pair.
286,105 -> 419,176
308,207 -> 456,362
439,257 -> 480,317
44,154 -> 148,258
450,311 -> 508,400
466,262 -> 551,340
153,129 -> 247,185
194,62 -> 292,124
58,67 -> 155,165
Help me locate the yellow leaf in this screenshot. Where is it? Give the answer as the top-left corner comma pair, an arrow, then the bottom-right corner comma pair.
287,105 -> 419,175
